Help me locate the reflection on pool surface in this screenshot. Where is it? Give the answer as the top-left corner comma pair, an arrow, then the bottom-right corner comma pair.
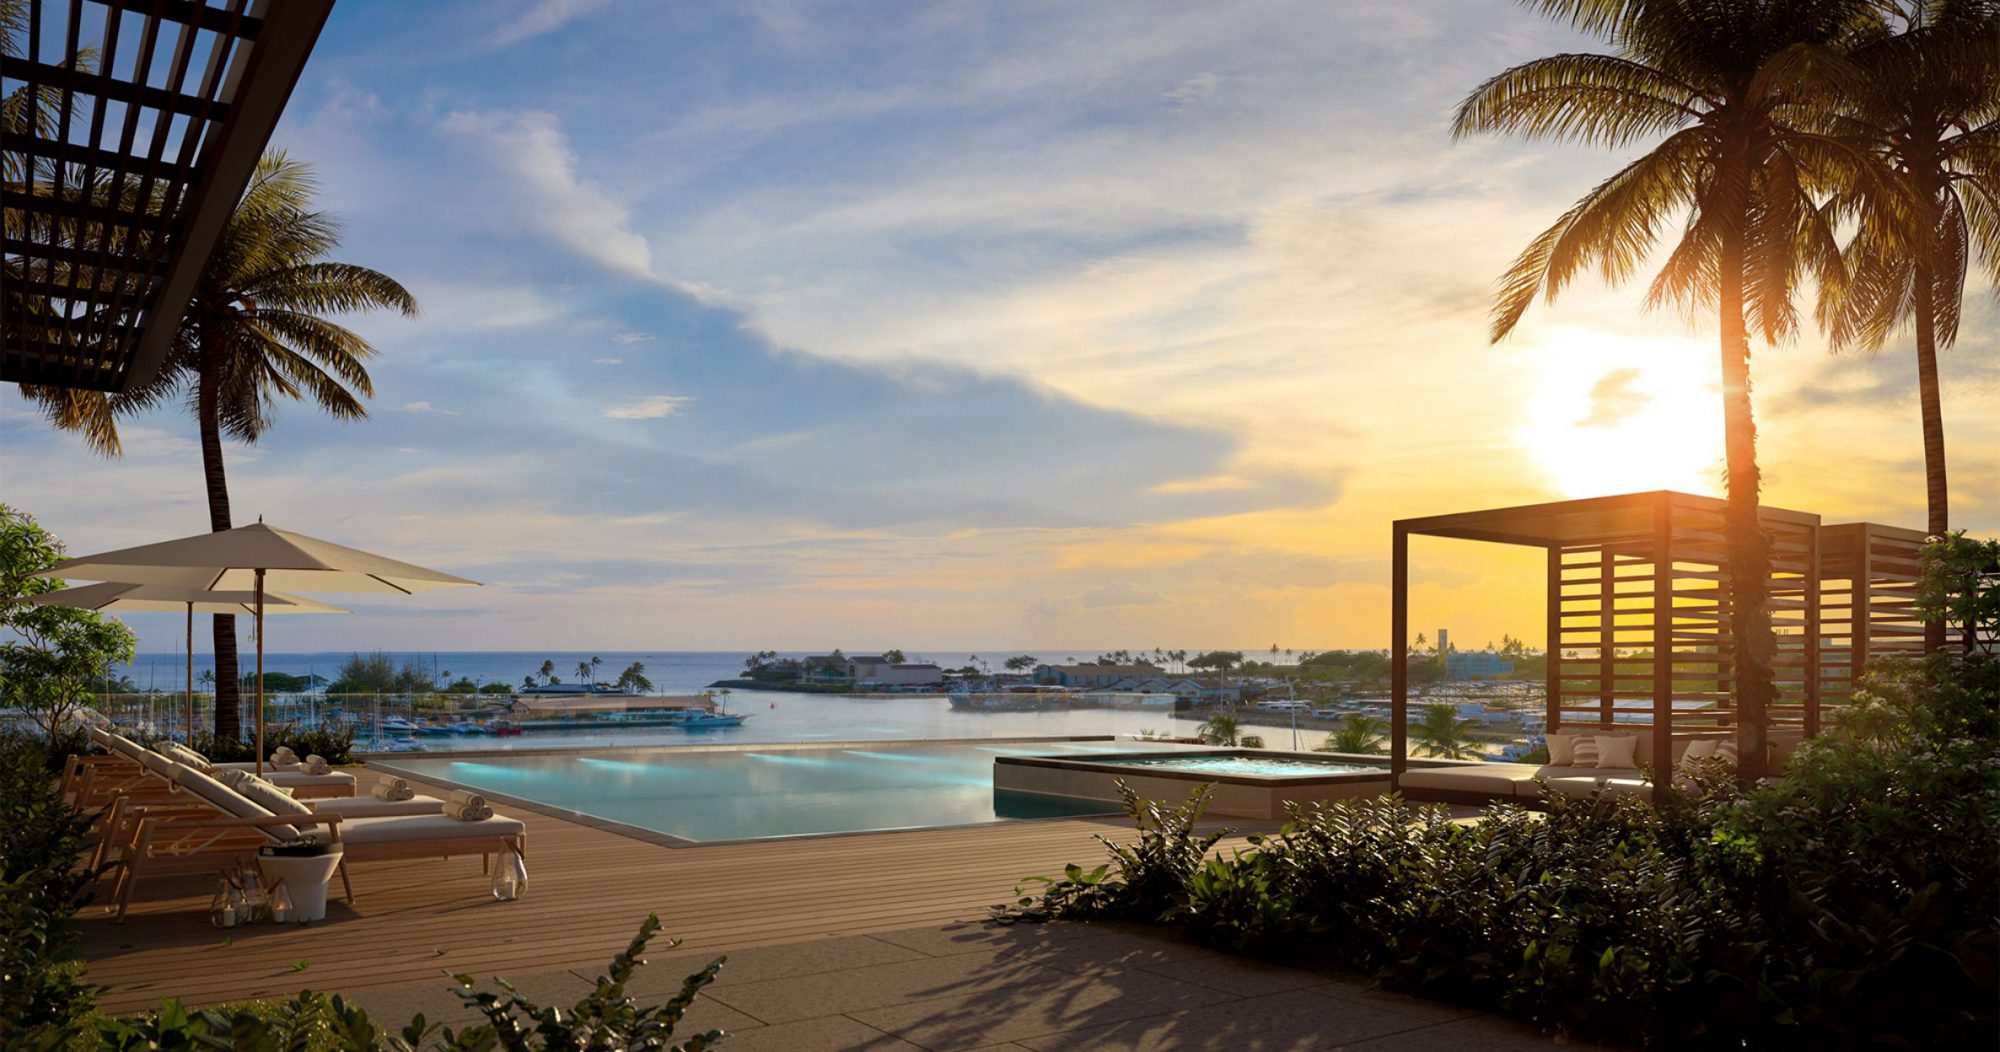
1087,755 -> 1383,777
381,741 -> 1142,842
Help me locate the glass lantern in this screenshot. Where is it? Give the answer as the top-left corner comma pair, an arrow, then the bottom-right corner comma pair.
491,849 -> 527,901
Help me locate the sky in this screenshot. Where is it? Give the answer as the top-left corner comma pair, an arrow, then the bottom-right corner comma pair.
5,0 -> 1996,656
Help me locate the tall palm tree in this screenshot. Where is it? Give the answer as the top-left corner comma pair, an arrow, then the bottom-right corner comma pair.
21,153 -> 417,737
538,659 -> 557,684
1819,2 -> 2000,651
1320,713 -> 1388,755
1412,704 -> 1481,759
1454,0 -> 1883,777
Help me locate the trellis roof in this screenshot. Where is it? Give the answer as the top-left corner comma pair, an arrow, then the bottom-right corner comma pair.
3,0 -> 332,392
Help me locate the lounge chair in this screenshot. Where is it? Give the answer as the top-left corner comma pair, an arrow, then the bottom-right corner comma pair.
106,758 -> 525,921
154,738 -> 359,799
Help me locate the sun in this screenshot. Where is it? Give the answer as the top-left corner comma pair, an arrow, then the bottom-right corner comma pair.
1517,328 -> 1726,498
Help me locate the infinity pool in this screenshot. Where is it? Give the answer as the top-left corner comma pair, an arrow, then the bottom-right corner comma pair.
379,741 -> 1152,842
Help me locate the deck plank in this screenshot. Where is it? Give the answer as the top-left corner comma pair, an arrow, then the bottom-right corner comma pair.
79,767 -> 1264,1014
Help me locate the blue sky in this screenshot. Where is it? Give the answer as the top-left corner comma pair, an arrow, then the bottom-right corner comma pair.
6,0 -> 1995,653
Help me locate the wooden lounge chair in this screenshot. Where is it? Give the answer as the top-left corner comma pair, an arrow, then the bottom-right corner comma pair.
107,760 -> 526,921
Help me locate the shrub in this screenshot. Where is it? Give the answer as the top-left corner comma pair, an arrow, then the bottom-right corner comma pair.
183,722 -> 357,765
0,733 -> 102,1046
93,914 -> 726,1051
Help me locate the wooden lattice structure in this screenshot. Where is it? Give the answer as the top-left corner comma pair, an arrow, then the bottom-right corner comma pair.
1390,491 -> 1823,799
2,0 -> 333,392
1817,522 -> 1930,706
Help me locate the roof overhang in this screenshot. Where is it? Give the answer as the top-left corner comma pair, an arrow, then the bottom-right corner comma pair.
3,0 -> 334,392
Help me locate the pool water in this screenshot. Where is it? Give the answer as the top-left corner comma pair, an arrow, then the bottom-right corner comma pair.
381,741 -> 1152,841
1088,755 -> 1382,777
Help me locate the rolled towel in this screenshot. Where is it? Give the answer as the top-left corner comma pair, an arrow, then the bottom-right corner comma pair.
370,777 -> 416,802
444,788 -> 492,821
301,754 -> 332,775
271,746 -> 298,764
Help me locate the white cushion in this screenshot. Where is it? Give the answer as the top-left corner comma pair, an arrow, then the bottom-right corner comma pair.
1400,764 -> 1543,797
1594,735 -> 1640,770
1572,736 -> 1600,768
1543,775 -> 1650,799
313,795 -> 446,818
170,765 -> 304,843
157,741 -> 212,770
232,775 -> 315,818
1546,731 -> 1583,766
337,813 -> 526,846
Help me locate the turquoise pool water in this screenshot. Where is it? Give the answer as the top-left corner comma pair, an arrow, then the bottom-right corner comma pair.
381,741 -> 1155,841
1088,755 -> 1382,777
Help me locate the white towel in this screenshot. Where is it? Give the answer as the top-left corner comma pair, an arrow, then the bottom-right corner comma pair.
444,789 -> 492,820
301,754 -> 332,775
370,777 -> 415,802
271,747 -> 299,766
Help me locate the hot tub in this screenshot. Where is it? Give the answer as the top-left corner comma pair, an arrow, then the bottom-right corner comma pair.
994,748 -> 1394,820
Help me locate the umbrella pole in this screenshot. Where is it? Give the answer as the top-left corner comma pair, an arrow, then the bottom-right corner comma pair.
255,570 -> 266,776
186,603 -> 195,745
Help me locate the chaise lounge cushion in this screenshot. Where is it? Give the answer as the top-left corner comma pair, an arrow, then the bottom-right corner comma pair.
335,813 -> 527,846
1399,763 -> 1544,797
311,795 -> 447,818
1542,775 -> 1651,799
168,764 -> 307,843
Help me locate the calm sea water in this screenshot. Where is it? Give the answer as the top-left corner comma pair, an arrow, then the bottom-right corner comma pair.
113,650 -> 1213,751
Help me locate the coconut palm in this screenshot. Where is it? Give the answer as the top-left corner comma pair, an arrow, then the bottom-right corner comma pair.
19,153 -> 416,738
538,659 -> 557,685
1411,704 -> 1481,759
1454,0 -> 1884,777
1198,712 -> 1243,746
1319,713 -> 1389,755
1818,3 -> 2000,650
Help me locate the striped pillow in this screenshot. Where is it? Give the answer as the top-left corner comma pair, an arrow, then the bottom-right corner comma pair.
1572,735 -> 1601,768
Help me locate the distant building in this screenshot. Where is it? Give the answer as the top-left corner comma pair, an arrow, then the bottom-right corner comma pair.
800,653 -> 943,688
1035,663 -> 1160,688
1445,651 -> 1514,681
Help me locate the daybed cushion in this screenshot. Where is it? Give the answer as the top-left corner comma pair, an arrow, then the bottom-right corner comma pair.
1400,763 -> 1544,797
265,770 -> 357,793
312,795 -> 447,818
1542,775 -> 1651,799
335,813 -> 527,846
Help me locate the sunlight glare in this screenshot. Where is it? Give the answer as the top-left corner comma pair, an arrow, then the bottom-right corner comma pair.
1517,329 -> 1725,498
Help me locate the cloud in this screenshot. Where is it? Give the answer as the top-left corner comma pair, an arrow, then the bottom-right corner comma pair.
484,0 -> 612,49
612,332 -> 654,345
593,357 -> 624,365
1164,72 -> 1219,105
601,394 -> 691,420
401,401 -> 458,415
439,109 -> 654,279
1577,368 -> 1648,428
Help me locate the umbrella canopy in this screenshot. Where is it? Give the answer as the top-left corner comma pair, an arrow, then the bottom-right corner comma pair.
22,582 -> 348,615
37,522 -> 479,594
39,523 -> 477,770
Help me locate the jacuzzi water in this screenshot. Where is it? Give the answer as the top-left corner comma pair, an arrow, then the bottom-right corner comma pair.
378,740 -> 1168,841
1086,755 -> 1383,777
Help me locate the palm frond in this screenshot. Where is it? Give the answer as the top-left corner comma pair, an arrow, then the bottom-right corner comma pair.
1452,53 -> 1704,147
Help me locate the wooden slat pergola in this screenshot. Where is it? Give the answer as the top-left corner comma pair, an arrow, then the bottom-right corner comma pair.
2,0 -> 333,392
1389,491 -> 1825,798
1817,521 -> 1931,705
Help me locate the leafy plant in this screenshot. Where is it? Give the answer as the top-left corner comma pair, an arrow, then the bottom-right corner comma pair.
0,732 -> 103,1046
1319,713 -> 1387,755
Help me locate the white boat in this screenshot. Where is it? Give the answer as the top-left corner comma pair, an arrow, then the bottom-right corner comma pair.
674,711 -> 749,730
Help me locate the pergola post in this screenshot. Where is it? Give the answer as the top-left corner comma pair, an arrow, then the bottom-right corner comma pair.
1390,525 -> 1409,789
1805,527 -> 1822,738
1651,494 -> 1672,803
1545,544 -> 1561,736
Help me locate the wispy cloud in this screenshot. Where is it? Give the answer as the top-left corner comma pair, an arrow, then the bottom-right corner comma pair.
439,109 -> 654,279
601,394 -> 690,420
593,357 -> 624,365
612,332 -> 654,345
483,0 -> 612,49
1577,368 -> 1648,428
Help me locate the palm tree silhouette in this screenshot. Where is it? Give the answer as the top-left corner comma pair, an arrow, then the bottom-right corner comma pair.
23,153 -> 416,737
1412,704 -> 1480,760
1320,714 -> 1389,755
1818,3 -> 1999,649
1454,0 -> 1880,776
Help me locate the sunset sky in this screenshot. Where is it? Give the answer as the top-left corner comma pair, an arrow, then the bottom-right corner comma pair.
6,0 -> 1995,655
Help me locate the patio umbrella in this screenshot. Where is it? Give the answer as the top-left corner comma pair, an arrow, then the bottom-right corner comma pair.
38,523 -> 479,772
23,583 -> 346,743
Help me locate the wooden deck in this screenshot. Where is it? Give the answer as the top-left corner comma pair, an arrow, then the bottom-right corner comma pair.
79,768 -> 1262,1014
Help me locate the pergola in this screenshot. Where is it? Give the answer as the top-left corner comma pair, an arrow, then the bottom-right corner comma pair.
3,0 -> 333,392
1389,491 -> 1827,796
1817,521 -> 1931,705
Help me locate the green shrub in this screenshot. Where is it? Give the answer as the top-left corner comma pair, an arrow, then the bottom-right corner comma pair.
183,722 -> 357,765
0,733 -> 102,1046
92,914 -> 725,1051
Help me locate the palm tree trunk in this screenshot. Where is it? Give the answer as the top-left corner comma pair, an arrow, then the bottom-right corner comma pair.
1912,263 -> 1949,654
1718,212 -> 1773,781
198,367 -> 242,740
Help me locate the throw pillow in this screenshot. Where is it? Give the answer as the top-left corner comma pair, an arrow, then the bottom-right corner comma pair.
1715,740 -> 1739,765
1571,735 -> 1601,768
1547,731 -> 1582,766
1594,734 -> 1640,770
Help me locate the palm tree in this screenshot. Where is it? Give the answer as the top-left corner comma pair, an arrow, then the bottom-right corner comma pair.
1454,0 -> 1881,777
1319,713 -> 1388,755
590,655 -> 604,684
1412,704 -> 1481,759
574,660 -> 592,683
1198,712 -> 1242,746
21,153 -> 416,738
1818,3 -> 1999,651
538,660 -> 557,685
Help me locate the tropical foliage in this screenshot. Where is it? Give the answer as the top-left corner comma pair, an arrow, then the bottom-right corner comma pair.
1410,703 -> 1480,758
1318,713 -> 1388,755
0,507 -> 136,747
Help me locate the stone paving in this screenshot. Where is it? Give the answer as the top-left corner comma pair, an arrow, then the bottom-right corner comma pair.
348,920 -> 1617,1051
